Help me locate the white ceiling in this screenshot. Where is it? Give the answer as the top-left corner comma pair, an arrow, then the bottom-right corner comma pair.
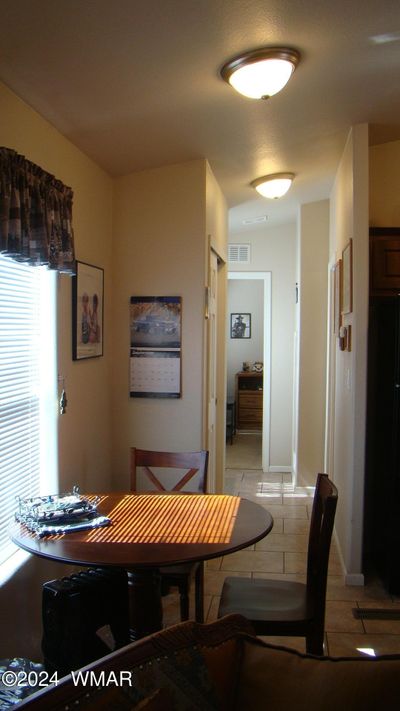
1,0 -> 400,232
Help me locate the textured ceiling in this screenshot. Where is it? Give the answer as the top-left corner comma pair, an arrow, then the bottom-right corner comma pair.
1,0 -> 400,231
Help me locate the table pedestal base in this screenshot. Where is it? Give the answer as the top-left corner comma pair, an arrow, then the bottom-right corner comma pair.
127,569 -> 163,641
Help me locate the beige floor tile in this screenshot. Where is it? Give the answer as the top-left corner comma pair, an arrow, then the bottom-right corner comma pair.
269,517 -> 283,534
285,551 -> 307,574
255,493 -> 284,505
205,557 -> 223,570
252,572 -> 306,583
206,595 -> 221,623
259,504 -> 309,519
282,493 -> 314,507
327,632 -> 400,657
204,569 -> 251,596
283,518 -> 310,535
325,600 -> 364,633
220,549 -> 284,573
256,533 -> 308,553
326,576 -> 390,602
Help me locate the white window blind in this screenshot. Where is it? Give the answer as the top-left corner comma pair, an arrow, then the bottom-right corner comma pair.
0,256 -> 57,568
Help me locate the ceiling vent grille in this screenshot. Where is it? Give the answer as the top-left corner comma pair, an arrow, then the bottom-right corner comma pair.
228,243 -> 250,264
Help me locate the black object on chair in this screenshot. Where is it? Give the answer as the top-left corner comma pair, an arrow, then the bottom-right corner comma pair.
218,473 -> 338,655
130,447 -> 209,623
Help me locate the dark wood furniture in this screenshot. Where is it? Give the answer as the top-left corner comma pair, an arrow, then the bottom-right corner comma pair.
370,226 -> 400,296
364,227 -> 400,593
226,398 -> 236,444
235,371 -> 263,431
217,473 -> 338,655
130,448 -> 208,623
11,492 -> 273,641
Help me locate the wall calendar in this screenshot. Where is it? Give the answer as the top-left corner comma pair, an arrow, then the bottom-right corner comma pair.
129,296 -> 181,398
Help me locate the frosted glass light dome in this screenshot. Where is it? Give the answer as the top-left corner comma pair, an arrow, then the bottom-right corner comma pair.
251,173 -> 295,199
220,47 -> 300,100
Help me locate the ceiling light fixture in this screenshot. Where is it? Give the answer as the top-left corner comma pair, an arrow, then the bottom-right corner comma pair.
220,47 -> 300,99
251,173 -> 295,199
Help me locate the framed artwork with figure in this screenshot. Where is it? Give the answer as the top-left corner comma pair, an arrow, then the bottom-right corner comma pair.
72,261 -> 104,360
230,313 -> 251,339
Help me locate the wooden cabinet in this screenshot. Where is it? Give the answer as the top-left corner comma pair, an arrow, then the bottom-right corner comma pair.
235,371 -> 263,431
370,227 -> 400,295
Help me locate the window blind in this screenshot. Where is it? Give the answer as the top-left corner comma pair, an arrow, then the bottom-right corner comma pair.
0,256 -> 55,566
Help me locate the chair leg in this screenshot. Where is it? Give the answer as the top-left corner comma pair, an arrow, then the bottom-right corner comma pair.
194,563 -> 204,623
305,631 -> 325,656
178,580 -> 190,621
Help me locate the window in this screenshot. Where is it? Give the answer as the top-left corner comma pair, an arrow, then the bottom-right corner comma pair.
0,256 -> 57,578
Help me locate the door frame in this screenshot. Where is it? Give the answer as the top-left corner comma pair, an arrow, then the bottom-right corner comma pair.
228,271 -> 272,472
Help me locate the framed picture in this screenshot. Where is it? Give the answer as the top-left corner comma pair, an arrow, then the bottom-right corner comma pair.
230,313 -> 251,339
72,261 -> 104,360
333,259 -> 342,334
342,239 -> 353,315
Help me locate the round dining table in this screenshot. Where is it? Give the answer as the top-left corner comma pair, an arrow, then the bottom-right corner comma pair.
11,492 -> 273,639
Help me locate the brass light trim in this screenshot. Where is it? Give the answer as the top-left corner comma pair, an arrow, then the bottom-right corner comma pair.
220,47 -> 301,99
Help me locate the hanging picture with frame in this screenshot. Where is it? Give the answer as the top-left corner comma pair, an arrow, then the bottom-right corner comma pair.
72,261 -> 104,360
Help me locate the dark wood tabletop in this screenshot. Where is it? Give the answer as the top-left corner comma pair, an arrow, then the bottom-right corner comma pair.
10,492 -> 274,568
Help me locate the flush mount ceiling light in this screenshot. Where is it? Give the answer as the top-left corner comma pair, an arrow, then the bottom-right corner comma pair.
220,47 -> 300,99
251,173 -> 295,199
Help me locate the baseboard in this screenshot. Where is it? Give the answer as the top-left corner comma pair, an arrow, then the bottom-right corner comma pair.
268,466 -> 292,473
332,530 -> 364,586
345,573 -> 365,586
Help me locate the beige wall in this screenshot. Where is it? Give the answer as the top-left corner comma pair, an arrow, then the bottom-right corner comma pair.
297,200 -> 329,486
0,80 -> 114,658
111,159 -> 227,488
329,124 -> 369,583
370,139 -> 400,226
228,223 -> 296,469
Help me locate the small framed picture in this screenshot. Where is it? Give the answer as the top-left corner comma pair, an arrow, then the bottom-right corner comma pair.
230,313 -> 251,339
72,261 -> 104,360
333,258 -> 342,334
342,239 -> 353,315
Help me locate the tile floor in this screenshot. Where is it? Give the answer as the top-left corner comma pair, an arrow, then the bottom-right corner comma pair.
164,436 -> 400,658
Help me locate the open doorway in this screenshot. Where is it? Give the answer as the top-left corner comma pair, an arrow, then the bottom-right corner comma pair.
226,272 -> 271,472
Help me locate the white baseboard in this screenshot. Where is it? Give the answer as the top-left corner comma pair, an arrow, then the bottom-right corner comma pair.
268,465 -> 292,473
345,573 -> 365,586
333,530 -> 365,586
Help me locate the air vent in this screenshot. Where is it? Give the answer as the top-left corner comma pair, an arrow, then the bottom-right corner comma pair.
242,215 -> 268,225
228,244 -> 251,264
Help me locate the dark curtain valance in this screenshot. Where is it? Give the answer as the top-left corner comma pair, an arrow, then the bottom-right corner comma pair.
0,147 -> 75,273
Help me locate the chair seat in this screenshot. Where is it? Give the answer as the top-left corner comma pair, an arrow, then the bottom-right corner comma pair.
219,577 -> 310,623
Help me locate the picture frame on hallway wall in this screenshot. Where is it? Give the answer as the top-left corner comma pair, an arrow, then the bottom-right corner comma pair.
72,261 -> 104,360
230,313 -> 251,339
342,239 -> 353,315
333,258 -> 342,334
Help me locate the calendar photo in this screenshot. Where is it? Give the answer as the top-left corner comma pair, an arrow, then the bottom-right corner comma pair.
130,296 -> 182,398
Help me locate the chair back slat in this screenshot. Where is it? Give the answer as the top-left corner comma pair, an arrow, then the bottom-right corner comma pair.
131,448 -> 209,493
306,473 -> 338,619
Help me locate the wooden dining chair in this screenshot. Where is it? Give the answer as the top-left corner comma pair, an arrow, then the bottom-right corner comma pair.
130,447 -> 209,623
217,473 -> 338,655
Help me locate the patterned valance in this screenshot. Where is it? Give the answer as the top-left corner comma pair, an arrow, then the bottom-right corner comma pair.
0,147 -> 75,273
